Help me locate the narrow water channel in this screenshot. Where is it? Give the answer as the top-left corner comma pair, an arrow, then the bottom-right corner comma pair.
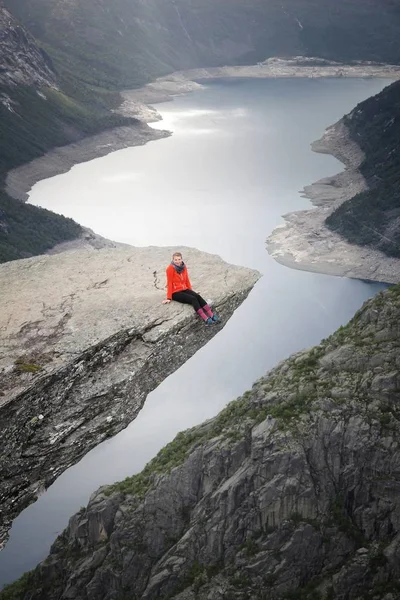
0,77 -> 390,587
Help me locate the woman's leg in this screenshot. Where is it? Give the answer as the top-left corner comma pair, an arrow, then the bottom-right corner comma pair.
172,291 -> 210,322
184,290 -> 218,320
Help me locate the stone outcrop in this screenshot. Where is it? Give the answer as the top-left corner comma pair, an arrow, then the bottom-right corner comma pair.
0,245 -> 259,550
6,284 -> 400,600
267,120 -> 400,284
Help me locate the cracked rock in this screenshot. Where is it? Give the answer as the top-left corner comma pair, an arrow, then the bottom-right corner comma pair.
0,244 -> 259,549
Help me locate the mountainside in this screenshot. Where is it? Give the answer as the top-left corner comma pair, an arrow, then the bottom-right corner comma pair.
0,0 -> 86,261
6,0 -> 400,91
326,80 -> 400,259
3,284 -> 400,600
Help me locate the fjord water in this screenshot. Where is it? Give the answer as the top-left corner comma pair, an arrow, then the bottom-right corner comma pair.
0,78 -> 390,586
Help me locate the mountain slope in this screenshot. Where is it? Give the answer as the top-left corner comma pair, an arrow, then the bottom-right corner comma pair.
6,0 -> 400,91
326,80 -> 400,258
0,0 -> 85,260
2,284 -> 400,600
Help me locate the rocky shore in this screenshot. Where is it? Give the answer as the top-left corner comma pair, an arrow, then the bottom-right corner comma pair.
0,245 -> 260,549
267,120 -> 400,284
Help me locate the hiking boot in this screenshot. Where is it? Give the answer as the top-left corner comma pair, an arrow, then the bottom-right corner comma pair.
205,317 -> 214,325
212,314 -> 221,323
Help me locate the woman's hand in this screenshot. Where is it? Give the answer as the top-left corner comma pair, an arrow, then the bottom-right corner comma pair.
162,299 -> 171,304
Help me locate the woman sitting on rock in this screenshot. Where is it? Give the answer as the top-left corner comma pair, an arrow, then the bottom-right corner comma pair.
162,252 -> 220,325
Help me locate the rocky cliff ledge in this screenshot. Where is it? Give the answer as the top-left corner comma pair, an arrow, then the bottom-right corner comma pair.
0,246 -> 259,550
6,284 -> 400,600
267,120 -> 400,284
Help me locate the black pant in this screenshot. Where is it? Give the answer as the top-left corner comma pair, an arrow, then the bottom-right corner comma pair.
172,289 -> 207,312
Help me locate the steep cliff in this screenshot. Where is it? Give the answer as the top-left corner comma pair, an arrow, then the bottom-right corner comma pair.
4,283 -> 399,600
0,245 -> 259,551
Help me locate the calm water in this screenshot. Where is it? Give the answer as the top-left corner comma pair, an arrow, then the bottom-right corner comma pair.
0,78 -> 391,586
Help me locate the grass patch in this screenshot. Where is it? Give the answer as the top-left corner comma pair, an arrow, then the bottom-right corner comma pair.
14,360 -> 42,374
105,396 -> 256,498
0,571 -> 36,600
240,537 -> 260,557
268,391 -> 312,425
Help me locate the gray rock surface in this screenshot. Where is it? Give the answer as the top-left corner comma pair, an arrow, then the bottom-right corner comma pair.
7,285 -> 400,600
0,245 -> 259,550
0,0 -> 55,88
267,120 -> 400,284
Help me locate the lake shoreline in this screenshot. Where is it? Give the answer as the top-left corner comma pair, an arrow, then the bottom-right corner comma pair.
266,120 -> 400,284
5,123 -> 170,203
6,57 -> 400,205
5,58 -> 400,281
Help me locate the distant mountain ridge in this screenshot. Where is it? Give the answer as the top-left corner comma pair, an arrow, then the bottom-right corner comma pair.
5,0 -> 400,91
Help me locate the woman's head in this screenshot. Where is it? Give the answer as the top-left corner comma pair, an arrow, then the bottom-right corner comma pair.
172,252 -> 183,266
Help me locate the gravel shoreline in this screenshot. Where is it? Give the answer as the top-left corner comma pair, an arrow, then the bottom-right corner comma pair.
266,120 -> 400,284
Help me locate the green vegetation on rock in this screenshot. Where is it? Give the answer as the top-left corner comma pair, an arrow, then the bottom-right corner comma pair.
0,84 -> 133,175
0,572 -> 35,600
0,187 -> 82,262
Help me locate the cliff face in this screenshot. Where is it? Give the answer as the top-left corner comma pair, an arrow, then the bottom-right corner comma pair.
7,284 -> 400,600
0,245 -> 259,551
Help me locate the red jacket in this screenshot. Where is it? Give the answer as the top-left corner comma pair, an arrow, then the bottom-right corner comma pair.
166,264 -> 192,300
